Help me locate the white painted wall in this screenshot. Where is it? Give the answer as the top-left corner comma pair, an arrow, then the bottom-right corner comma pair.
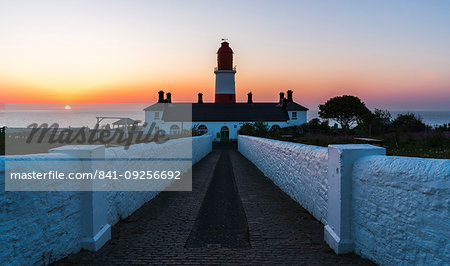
0,153 -> 84,265
238,135 -> 450,265
238,135 -> 329,223
0,134 -> 213,265
352,155 -> 450,265
192,117 -> 306,141
145,110 -> 307,139
288,110 -> 307,125
145,110 -> 163,124
192,134 -> 213,164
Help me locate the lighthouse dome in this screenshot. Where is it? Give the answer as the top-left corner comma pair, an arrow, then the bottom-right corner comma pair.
217,41 -> 233,70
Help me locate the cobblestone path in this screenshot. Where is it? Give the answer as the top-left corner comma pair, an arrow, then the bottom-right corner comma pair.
54,145 -> 374,265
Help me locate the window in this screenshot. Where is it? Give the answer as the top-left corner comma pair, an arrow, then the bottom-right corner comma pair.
292,112 -> 297,120
170,125 -> 180,135
198,125 -> 208,135
154,112 -> 160,120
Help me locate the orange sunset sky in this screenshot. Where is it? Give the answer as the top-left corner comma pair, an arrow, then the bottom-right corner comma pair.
1,1 -> 449,110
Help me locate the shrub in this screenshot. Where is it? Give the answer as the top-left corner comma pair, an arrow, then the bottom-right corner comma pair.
426,132 -> 448,147
301,118 -> 331,134
254,121 -> 269,137
237,122 -> 255,136
392,113 -> 429,132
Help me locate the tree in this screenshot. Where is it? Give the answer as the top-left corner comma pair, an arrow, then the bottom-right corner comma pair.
359,109 -> 392,135
253,121 -> 269,137
191,125 -> 202,136
319,95 -> 370,130
391,113 -> 428,132
237,122 -> 255,136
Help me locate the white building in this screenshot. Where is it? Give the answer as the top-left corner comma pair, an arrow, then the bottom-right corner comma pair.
144,40 -> 308,142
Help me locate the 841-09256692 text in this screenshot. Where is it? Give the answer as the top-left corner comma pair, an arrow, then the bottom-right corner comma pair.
9,170 -> 182,180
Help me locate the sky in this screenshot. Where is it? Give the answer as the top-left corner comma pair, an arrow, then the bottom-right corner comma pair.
0,0 -> 449,110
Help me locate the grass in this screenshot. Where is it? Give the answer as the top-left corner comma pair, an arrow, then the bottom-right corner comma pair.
288,132 -> 450,159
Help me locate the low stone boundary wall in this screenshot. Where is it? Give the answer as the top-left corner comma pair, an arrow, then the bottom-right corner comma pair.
352,155 -> 449,265
238,135 -> 449,265
238,135 -> 328,223
0,135 -> 213,265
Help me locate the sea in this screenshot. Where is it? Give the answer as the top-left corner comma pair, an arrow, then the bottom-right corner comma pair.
1,109 -> 449,129
0,109 -> 145,129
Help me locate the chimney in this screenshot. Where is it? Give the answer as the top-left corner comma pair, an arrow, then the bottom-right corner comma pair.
198,93 -> 203,103
247,92 -> 253,103
166,92 -> 172,103
279,92 -> 285,103
158,90 -> 164,103
282,98 -> 287,109
287,90 -> 293,102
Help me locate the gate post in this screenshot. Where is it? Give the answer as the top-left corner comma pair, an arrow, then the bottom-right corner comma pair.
49,145 -> 111,251
324,144 -> 385,254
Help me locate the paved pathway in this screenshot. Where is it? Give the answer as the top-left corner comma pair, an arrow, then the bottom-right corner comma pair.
54,145 -> 374,265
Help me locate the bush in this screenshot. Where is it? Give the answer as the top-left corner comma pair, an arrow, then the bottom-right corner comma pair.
426,132 -> 448,147
237,122 -> 271,138
358,109 -> 392,135
254,121 -> 269,137
301,118 -> 331,134
280,126 -> 303,137
392,113 -> 429,132
237,122 -> 255,136
436,123 -> 450,132
269,125 -> 282,138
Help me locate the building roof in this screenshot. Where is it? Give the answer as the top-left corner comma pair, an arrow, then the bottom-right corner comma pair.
112,118 -> 137,125
144,104 -> 166,111
286,102 -> 309,111
143,102 -> 308,122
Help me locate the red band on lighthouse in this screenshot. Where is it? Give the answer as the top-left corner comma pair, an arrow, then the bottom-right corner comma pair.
215,94 -> 236,103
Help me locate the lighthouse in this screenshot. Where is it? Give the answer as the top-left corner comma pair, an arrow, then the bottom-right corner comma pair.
214,40 -> 236,103
144,39 -> 309,142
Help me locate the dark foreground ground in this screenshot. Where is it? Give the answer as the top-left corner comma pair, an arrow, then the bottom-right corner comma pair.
53,143 -> 374,265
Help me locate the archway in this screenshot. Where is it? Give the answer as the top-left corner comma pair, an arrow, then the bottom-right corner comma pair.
270,124 -> 281,131
198,125 -> 208,135
170,124 -> 180,135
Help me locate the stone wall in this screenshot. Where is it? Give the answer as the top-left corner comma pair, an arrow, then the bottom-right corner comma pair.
238,135 -> 449,265
104,135 -> 213,226
192,134 -> 213,164
0,153 -> 84,265
0,134 -> 213,265
352,155 -> 450,265
238,135 -> 328,223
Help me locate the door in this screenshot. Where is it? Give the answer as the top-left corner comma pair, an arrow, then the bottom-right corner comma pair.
220,126 -> 229,143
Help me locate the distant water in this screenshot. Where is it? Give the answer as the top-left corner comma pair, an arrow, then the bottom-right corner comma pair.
1,109 -> 144,128
1,109 -> 449,128
308,110 -> 450,127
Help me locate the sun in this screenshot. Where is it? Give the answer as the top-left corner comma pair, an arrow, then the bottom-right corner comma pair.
64,105 -> 72,110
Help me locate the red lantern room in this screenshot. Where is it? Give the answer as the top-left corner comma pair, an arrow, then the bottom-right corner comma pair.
217,41 -> 233,70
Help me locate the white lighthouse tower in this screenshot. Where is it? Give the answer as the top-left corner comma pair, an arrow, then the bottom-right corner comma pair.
214,40 -> 236,103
